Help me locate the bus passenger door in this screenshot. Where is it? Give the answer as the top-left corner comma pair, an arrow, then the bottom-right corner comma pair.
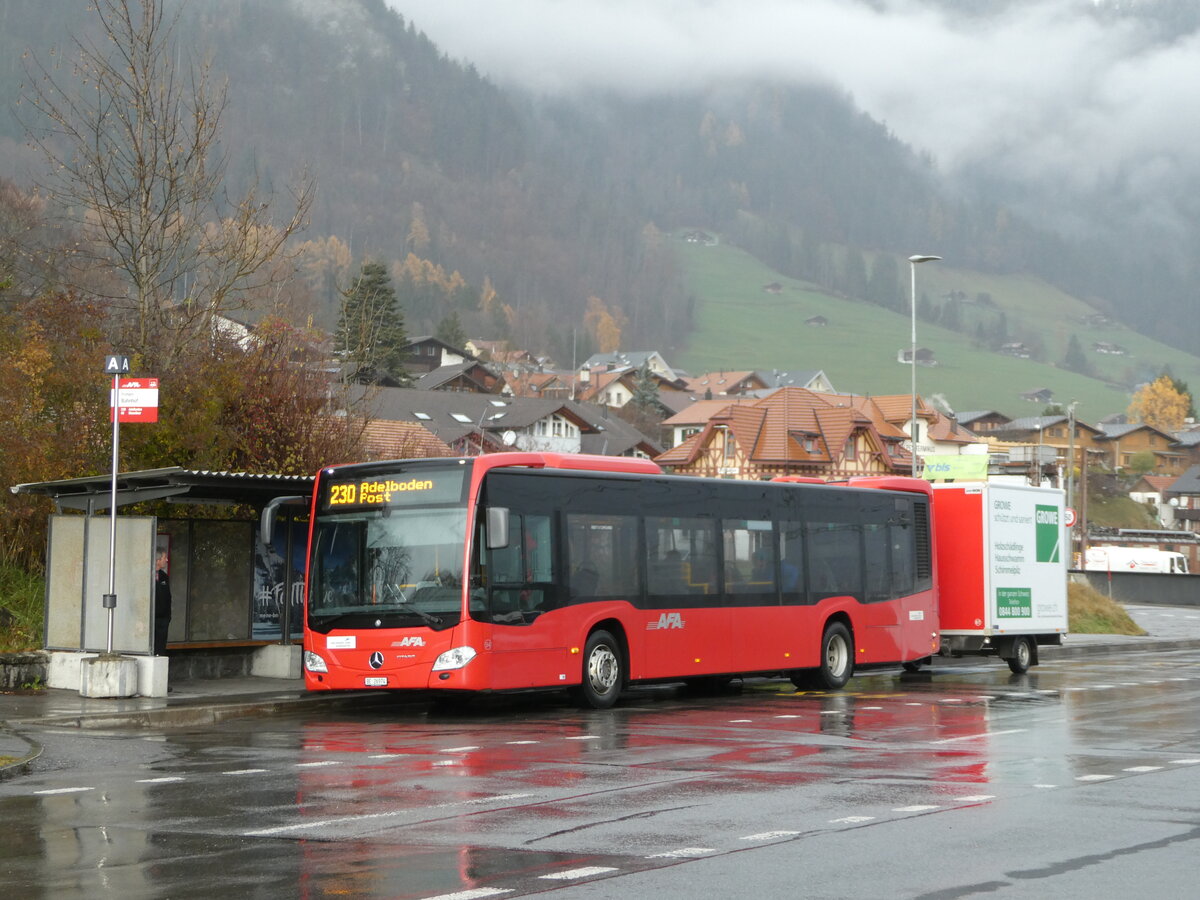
485,512 -> 569,689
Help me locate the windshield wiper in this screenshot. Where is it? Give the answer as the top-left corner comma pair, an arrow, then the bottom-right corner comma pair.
383,584 -> 444,626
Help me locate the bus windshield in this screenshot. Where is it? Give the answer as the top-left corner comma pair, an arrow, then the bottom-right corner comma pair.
309,507 -> 467,632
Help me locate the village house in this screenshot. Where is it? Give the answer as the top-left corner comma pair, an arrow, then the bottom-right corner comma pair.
1094,423 -> 1190,477
654,387 -> 915,480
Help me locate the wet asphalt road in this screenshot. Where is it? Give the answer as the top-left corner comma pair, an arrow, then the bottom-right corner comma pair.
2,651 -> 1199,899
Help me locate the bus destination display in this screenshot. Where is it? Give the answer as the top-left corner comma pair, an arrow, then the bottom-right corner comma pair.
321,469 -> 465,511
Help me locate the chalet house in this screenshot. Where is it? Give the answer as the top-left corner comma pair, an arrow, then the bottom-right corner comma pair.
999,342 -> 1031,358
359,420 -> 454,461
805,315 -> 829,327
762,282 -> 783,294
682,230 -> 717,245
1019,388 -> 1054,404
897,347 -> 937,366
414,361 -> 501,394
955,411 -> 1012,434
501,370 -> 575,401
353,387 -> 588,456
986,415 -> 1105,479
654,387 -> 913,480
1093,341 -> 1126,356
1095,423 -> 1190,477
753,370 -> 836,394
403,336 -> 476,375
1164,466 -> 1200,532
680,371 -> 769,398
661,397 -> 760,449
579,350 -> 682,383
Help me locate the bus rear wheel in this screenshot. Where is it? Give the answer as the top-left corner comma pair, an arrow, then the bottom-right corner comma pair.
791,622 -> 854,691
575,629 -> 624,709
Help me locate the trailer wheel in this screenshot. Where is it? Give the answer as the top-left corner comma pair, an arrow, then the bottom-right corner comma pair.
574,629 -> 624,709
792,622 -> 854,690
1006,636 -> 1034,674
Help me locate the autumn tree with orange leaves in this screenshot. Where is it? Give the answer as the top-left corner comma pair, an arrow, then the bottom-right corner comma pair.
1128,376 -> 1189,433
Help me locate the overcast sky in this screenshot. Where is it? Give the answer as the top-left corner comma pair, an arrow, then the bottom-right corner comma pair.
382,0 -> 1200,209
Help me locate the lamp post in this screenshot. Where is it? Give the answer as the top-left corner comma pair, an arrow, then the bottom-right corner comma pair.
908,254 -> 941,472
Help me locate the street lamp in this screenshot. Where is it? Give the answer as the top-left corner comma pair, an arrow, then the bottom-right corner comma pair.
908,254 -> 941,472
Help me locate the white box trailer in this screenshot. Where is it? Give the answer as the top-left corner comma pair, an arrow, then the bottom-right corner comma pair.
931,482 -> 1069,672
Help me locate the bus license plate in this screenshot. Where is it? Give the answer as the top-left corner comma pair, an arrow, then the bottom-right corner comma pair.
364,677 -> 387,687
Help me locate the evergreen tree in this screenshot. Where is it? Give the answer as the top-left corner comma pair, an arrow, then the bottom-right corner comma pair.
629,361 -> 666,417
336,261 -> 410,385
1062,334 -> 1091,375
436,310 -> 467,350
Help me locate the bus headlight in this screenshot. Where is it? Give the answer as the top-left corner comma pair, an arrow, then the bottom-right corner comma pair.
304,650 -> 329,673
432,646 -> 477,671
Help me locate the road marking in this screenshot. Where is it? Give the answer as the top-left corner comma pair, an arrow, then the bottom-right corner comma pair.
741,831 -> 801,840
244,792 -> 534,836
1034,690 -> 1058,695
442,746 -> 480,752
940,698 -> 964,703
422,889 -> 513,900
774,714 -> 802,719
222,768 -> 267,775
1123,766 -> 1162,772
859,706 -> 882,710
647,848 -> 715,858
505,741 -> 539,745
1032,784 -> 1058,789
295,761 -> 340,768
729,719 -> 753,723
136,776 -> 184,784
433,761 -> 461,767
956,795 -> 996,802
1170,759 -> 1200,765
929,728 -> 1026,744
538,867 -> 618,880
369,753 -> 403,759
1075,774 -> 1114,782
893,805 -> 940,812
819,710 -> 844,715
565,736 -> 600,741
829,816 -> 875,824
34,787 -> 93,795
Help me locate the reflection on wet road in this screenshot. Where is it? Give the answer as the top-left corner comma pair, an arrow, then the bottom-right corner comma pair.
4,652 -> 1200,899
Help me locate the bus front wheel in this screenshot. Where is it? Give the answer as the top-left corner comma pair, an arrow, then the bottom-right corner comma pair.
791,621 -> 854,690
575,629 -> 624,709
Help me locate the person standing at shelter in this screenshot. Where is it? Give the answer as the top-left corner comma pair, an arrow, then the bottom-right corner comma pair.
154,548 -> 172,656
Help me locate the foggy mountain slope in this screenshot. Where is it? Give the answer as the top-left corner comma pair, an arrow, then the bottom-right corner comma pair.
1,0 -> 1196,365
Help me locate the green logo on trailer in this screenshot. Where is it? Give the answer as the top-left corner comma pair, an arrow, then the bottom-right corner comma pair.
997,586 -> 1032,618
1035,505 -> 1060,563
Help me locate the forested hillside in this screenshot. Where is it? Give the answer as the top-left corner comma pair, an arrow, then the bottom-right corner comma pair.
0,0 -> 1195,370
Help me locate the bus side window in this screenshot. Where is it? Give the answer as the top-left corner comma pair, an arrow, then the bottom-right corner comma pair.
780,521 -> 807,605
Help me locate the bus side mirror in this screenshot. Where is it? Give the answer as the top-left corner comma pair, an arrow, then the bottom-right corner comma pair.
261,495 -> 308,545
486,507 -> 510,550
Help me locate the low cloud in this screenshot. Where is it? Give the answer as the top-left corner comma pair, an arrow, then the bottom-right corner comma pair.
384,0 -> 1200,206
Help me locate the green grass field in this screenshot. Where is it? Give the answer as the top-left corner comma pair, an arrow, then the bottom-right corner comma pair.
673,239 -> 1200,422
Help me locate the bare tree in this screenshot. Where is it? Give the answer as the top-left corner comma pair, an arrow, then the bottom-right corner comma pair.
20,0 -> 313,364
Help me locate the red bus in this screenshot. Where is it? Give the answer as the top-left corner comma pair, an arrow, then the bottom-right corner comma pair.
286,452 -> 938,708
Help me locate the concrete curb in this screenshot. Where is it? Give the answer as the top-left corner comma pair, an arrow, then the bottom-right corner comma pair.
0,724 -> 42,782
1043,637 -> 1200,659
12,690 -> 402,733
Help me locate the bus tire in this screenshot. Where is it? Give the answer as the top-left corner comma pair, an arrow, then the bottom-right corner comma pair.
576,629 -> 624,709
902,659 -> 925,674
1006,636 -> 1034,675
791,622 -> 854,690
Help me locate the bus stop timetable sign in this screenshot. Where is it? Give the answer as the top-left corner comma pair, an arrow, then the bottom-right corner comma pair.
110,377 -> 159,423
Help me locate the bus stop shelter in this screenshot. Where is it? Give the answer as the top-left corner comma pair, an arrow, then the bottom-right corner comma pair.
11,468 -> 315,692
